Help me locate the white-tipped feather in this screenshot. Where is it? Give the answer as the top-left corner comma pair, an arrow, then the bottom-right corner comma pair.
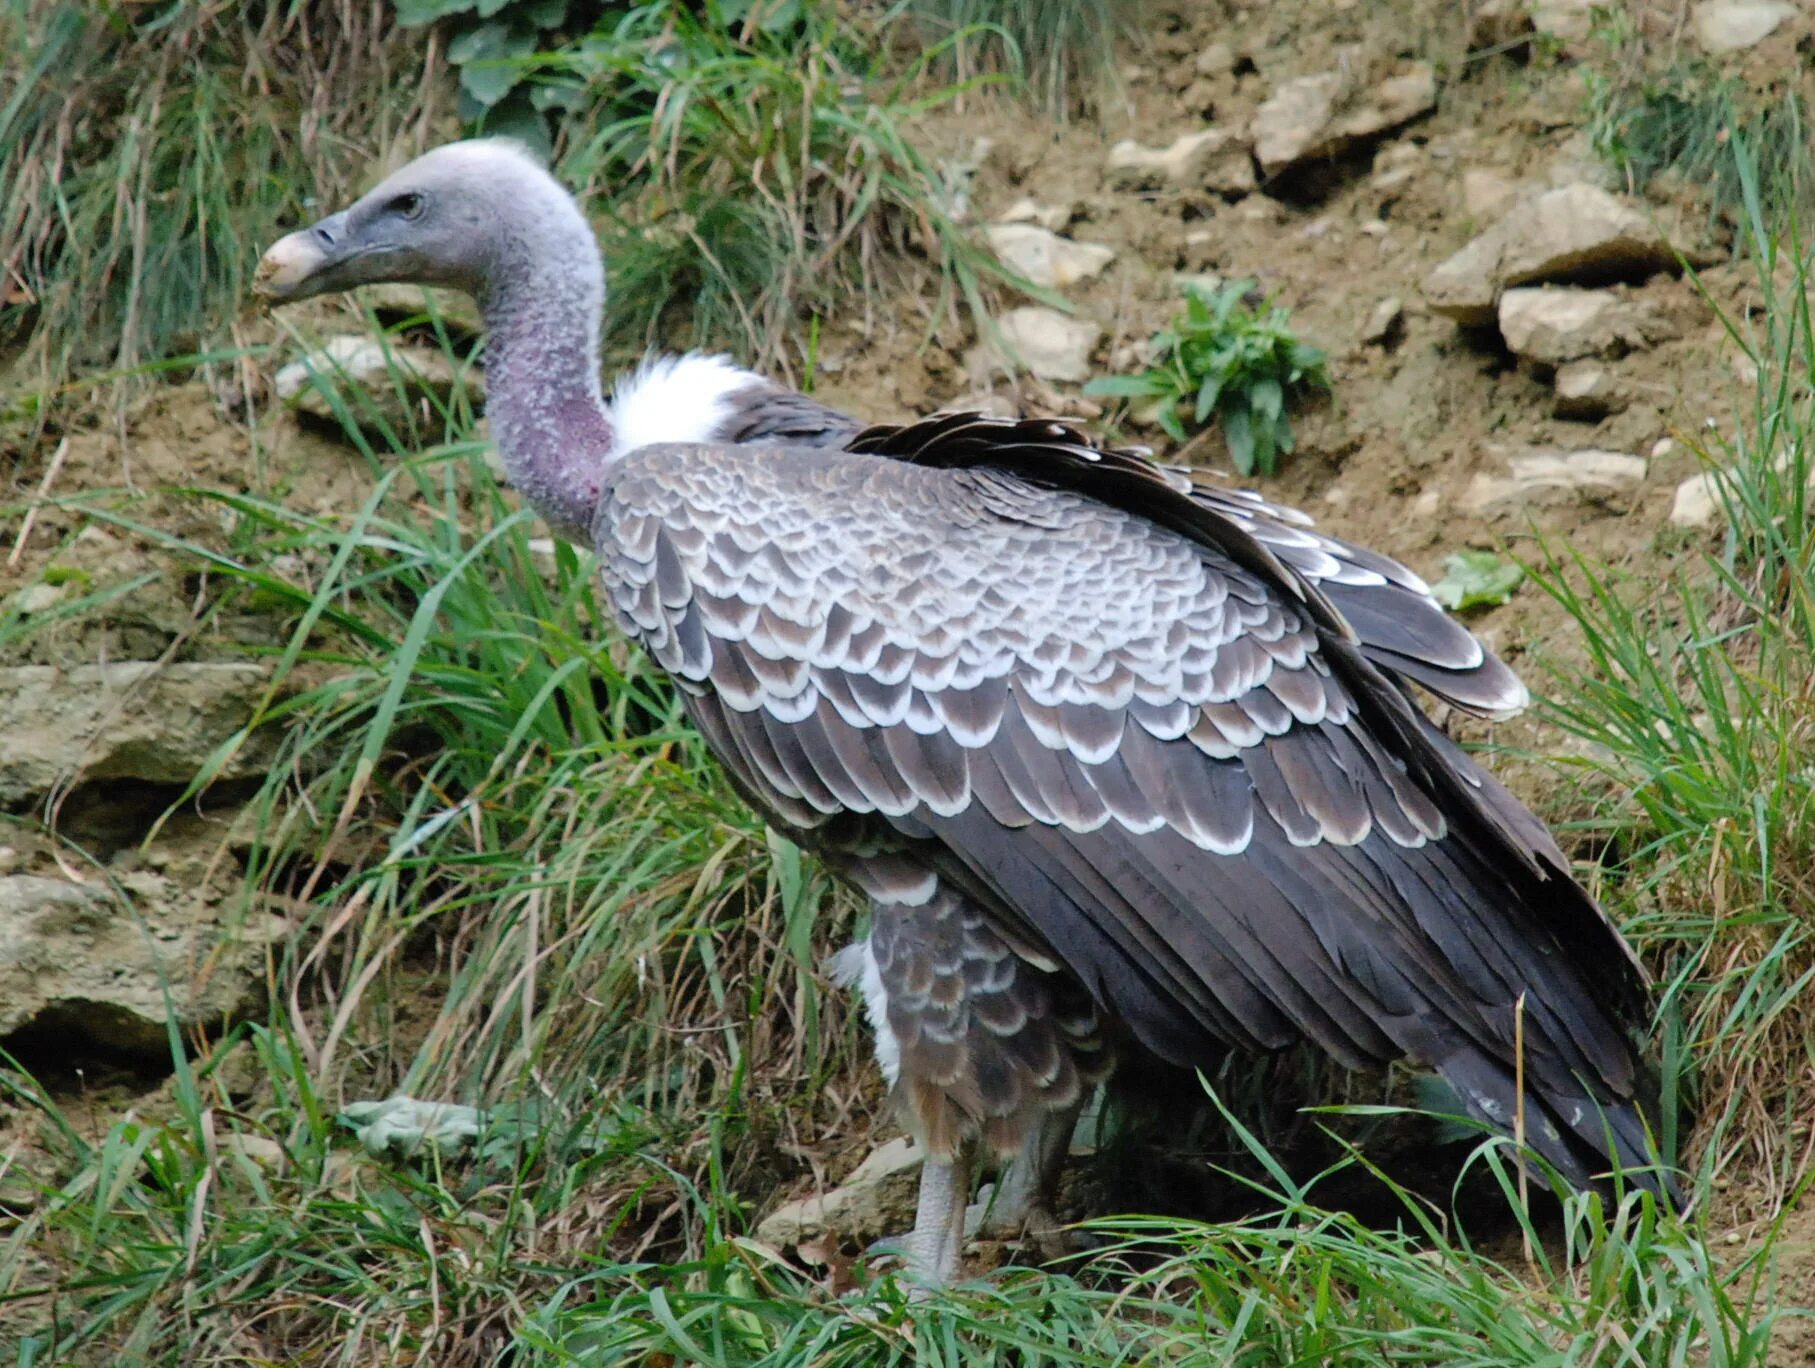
607,353 -> 763,457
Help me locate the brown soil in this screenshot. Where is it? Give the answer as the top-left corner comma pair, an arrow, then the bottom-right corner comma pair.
3,0 -> 1812,1347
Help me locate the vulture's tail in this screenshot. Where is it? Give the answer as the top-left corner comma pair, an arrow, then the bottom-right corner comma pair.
1428,1049 -> 1683,1209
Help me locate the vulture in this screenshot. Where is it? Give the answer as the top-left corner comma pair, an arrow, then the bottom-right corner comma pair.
256,139 -> 1672,1286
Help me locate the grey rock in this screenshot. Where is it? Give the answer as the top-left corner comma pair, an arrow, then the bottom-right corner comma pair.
1465,446 -> 1648,512
1693,2 -> 1795,52
0,661 -> 279,806
756,1136 -> 924,1245
1553,360 -> 1628,419
1106,129 -> 1255,194
996,198 -> 1074,232
984,223 -> 1116,289
275,333 -> 482,429
1425,184 -> 1682,325
1670,470 -> 1727,528
0,873 -> 287,1059
1360,296 -> 1405,346
1253,64 -> 1437,176
1497,286 -> 1674,364
992,307 -> 1102,383
1195,42 -> 1236,77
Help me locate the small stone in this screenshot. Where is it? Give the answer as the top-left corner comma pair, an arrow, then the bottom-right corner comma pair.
1553,360 -> 1625,419
1464,447 -> 1648,512
1370,143 -> 1421,193
1497,286 -> 1673,364
1195,42 -> 1236,77
275,334 -> 480,429
1106,129 -> 1256,194
12,582 -> 66,615
983,223 -> 1116,289
1530,0 -> 1597,49
1670,470 -> 1725,528
1693,2 -> 1794,53
992,307 -> 1102,383
996,198 -> 1073,232
1360,296 -> 1404,345
1651,437 -> 1677,460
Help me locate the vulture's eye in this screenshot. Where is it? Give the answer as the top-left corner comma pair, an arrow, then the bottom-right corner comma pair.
389,192 -> 426,221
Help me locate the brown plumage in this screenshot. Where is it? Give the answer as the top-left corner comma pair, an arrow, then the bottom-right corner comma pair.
256,139 -> 1670,1287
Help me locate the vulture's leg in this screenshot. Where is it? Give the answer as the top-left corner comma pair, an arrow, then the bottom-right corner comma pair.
834,857 -> 1107,1290
904,1147 -> 971,1291
972,1093 -> 1086,1247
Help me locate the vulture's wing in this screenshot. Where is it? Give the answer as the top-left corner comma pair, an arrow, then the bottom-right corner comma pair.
601,420 -> 1663,1194
720,383 -> 867,448
851,414 -> 1529,719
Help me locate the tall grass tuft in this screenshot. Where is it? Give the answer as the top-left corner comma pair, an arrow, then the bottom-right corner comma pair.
1529,149 -> 1815,1200
545,1 -> 1033,379
902,0 -> 1131,115
0,341 -> 866,1360
0,1 -> 428,395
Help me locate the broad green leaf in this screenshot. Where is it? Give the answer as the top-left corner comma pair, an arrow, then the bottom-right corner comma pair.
1250,375 -> 1283,423
1194,371 -> 1225,423
395,0 -> 477,25
1432,550 -> 1525,610
451,22 -> 538,107
1223,403 -> 1254,475
1083,374 -> 1169,399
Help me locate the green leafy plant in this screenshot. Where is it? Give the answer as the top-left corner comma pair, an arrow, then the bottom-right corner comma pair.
1433,549 -> 1524,610
395,0 -> 587,148
1086,280 -> 1331,476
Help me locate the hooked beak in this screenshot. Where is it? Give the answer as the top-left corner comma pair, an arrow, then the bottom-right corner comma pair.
253,211 -> 360,303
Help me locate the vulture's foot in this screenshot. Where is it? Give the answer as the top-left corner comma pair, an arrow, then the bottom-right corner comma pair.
894,1152 -> 969,1297
968,1097 -> 1085,1260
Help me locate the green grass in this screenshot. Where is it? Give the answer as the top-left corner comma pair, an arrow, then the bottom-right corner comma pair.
903,0 -> 1131,115
0,0 -> 1032,410
0,1 -> 420,396
547,1 -> 1035,379
1527,152 -> 1815,1196
1583,57 -> 1811,232
2,342 -> 867,1360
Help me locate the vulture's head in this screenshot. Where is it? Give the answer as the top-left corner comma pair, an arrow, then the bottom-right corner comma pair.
255,139 -> 591,305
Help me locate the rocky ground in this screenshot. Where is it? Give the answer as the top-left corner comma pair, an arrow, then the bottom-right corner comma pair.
4,0 -> 1815,1345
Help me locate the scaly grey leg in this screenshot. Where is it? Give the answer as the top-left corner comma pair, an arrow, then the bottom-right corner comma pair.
972,1095 -> 1086,1244
903,1149 -> 970,1294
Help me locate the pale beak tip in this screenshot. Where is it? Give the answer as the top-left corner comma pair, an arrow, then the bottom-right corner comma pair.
253,231 -> 324,300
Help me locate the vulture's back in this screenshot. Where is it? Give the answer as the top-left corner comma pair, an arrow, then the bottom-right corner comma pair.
598,433 -> 1666,1196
